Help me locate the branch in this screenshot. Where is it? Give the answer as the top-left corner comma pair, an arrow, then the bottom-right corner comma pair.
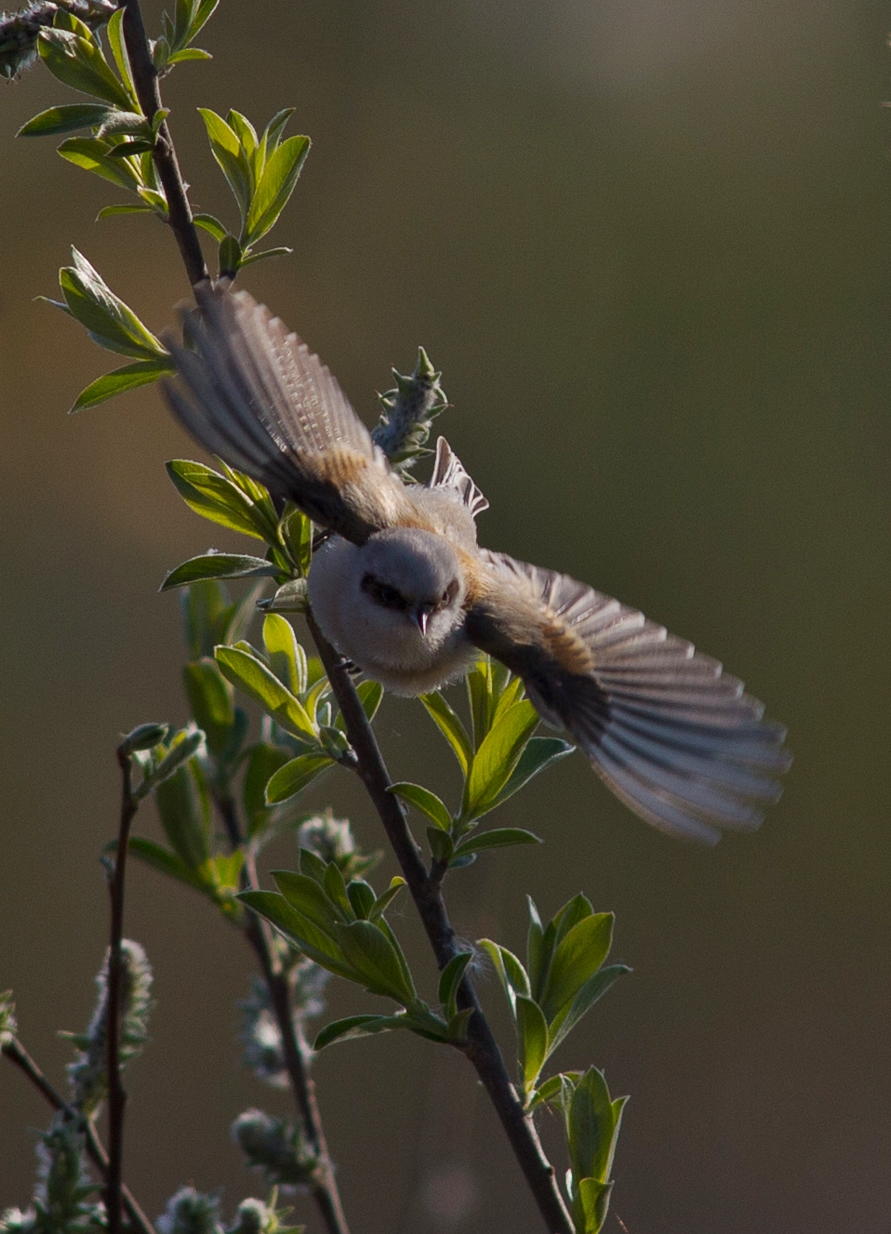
215,793 -> 352,1234
307,614 -> 573,1234
1,1036 -> 156,1234
120,0 -> 207,286
105,743 -> 140,1234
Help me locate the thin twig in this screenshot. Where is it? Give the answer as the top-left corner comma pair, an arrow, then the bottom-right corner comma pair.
1,1037 -> 156,1234
307,614 -> 574,1234
215,792 -> 352,1234
105,745 -> 139,1234
120,0 -> 208,286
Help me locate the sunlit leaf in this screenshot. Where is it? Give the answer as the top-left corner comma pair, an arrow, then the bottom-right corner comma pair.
37,27 -> 135,110
161,553 -> 281,590
70,357 -> 173,411
18,102 -> 113,136
215,645 -> 317,741
419,691 -> 472,775
389,782 -> 451,832
244,133 -> 310,243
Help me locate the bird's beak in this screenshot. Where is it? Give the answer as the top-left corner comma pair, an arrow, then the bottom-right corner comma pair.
412,604 -> 433,636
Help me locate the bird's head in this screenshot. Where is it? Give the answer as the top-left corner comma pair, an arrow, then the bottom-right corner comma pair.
359,528 -> 466,644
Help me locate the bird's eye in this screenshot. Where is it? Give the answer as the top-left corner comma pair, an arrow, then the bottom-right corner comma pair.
361,572 -> 407,611
441,580 -> 459,607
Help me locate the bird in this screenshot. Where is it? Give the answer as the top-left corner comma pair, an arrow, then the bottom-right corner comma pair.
162,282 -> 791,844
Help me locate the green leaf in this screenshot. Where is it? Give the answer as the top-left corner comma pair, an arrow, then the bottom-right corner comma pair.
239,245 -> 293,268
478,940 -> 530,1011
154,760 -> 211,869
120,722 -> 170,754
263,613 -> 303,694
516,995 -> 548,1093
546,965 -> 631,1058
96,203 -> 158,220
69,358 -> 173,411
166,460 -> 274,541
462,699 -> 539,821
356,679 -> 383,723
265,752 -> 333,803
198,107 -> 251,218
426,827 -> 454,865
438,951 -> 472,1020
419,691 -> 472,775
215,645 -> 317,741
193,212 -> 227,242
323,862 -> 353,919
314,1014 -> 397,1050
219,233 -> 242,276
389,782 -> 451,832
58,135 -> 139,188
526,1071 -> 583,1112
238,889 -> 355,979
37,27 -> 135,110
446,1007 -> 474,1043
137,186 -> 167,211
60,250 -> 167,359
574,1178 -> 614,1234
162,553 -> 281,590
369,877 -> 406,921
126,836 -> 207,892
271,869 -> 345,930
540,913 -> 614,1026
334,920 -> 416,1004
244,133 -> 310,243
228,109 -> 258,159
106,138 -> 154,157
263,107 -> 295,152
166,46 -> 212,63
466,658 -> 491,746
18,103 -> 114,137
485,736 -> 574,813
347,879 -> 375,919
566,1067 -> 626,1189
242,742 -> 291,837
453,827 -> 541,857
134,727 -> 204,801
183,659 -> 234,756
106,8 -> 136,99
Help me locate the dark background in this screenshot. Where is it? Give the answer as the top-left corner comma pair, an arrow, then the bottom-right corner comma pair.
1,1 -> 889,1231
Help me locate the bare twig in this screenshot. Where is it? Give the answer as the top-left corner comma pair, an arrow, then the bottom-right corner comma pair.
307,614 -> 573,1234
1,1036 -> 156,1234
120,0 -> 207,286
105,744 -> 139,1234
215,792 -> 352,1234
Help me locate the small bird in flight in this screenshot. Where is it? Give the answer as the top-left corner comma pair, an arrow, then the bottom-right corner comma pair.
163,283 -> 790,844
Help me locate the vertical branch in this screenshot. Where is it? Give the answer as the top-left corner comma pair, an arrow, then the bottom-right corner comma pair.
105,744 -> 139,1234
307,615 -> 573,1234
120,0 -> 208,286
215,792 -> 352,1234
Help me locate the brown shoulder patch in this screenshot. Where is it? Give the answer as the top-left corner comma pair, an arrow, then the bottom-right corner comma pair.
541,616 -> 595,676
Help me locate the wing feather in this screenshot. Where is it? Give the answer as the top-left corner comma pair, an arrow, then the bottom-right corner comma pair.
162,282 -> 410,544
466,552 -> 791,843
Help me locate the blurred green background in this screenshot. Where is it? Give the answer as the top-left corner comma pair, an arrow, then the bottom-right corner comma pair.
1,0 -> 889,1230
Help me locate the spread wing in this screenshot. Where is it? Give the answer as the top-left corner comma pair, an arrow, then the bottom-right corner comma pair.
162,282 -> 412,544
466,552 -> 791,843
430,437 -> 489,515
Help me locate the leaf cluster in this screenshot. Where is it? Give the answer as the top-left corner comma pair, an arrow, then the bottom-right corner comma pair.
482,896 -> 629,1233
392,656 -> 572,870
16,0 -> 305,410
